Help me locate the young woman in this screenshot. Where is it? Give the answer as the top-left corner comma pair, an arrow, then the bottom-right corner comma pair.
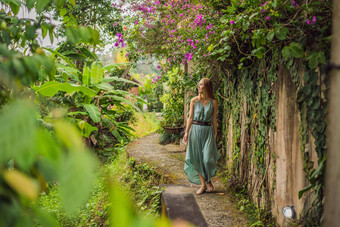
183,78 -> 219,195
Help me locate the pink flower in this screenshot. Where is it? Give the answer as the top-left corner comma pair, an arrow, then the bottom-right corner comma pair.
230,20 -> 235,24
312,16 -> 317,23
135,21 -> 139,25
306,19 -> 312,25
265,16 -> 271,20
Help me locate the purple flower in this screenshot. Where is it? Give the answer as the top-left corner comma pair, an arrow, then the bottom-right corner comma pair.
185,53 -> 193,61
265,16 -> 271,20
312,16 -> 317,23
230,20 -> 235,24
157,76 -> 160,79
117,33 -> 122,38
114,42 -> 119,47
157,65 -> 161,69
135,21 -> 139,25
306,19 -> 312,25
179,13 -> 183,17
125,53 -> 130,57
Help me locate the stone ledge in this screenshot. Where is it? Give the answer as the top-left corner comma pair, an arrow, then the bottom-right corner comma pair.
161,185 -> 208,227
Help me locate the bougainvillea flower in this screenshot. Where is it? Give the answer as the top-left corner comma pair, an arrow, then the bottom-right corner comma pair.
312,16 -> 317,23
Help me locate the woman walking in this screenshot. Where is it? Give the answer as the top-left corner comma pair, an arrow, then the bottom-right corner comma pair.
183,78 -> 219,195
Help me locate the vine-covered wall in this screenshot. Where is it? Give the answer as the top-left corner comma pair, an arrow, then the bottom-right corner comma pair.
220,57 -> 327,225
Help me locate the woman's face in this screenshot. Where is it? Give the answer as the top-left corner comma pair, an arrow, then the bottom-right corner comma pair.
198,79 -> 205,93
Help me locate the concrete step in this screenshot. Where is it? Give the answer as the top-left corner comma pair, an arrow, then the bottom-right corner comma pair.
161,185 -> 208,227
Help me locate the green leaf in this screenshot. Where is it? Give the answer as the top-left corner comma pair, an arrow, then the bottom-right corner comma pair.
48,27 -> 54,44
289,42 -> 304,58
90,62 -> 103,85
68,0 -> 75,6
43,47 -> 75,68
267,31 -> 274,41
78,120 -> 98,138
82,66 -> 90,87
282,46 -> 290,61
33,81 -> 97,97
95,82 -> 114,91
275,27 -> 289,40
59,151 -> 96,213
25,25 -> 36,40
0,100 -> 38,170
26,0 -> 36,10
41,24 -> 48,38
105,95 -> 141,112
299,184 -> 314,199
55,0 -> 64,9
36,0 -> 50,14
102,76 -> 139,86
9,0 -> 21,15
312,98 -> 321,109
251,46 -> 266,59
59,8 -> 67,16
55,121 -> 83,150
83,104 -> 101,123
303,72 -> 310,82
303,84 -> 312,96
89,27 -> 100,44
207,44 -> 214,52
102,63 -> 127,72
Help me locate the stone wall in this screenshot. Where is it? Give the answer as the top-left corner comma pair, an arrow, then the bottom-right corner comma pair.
225,65 -> 319,226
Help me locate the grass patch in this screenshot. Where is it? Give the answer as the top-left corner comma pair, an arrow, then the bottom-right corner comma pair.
38,148 -> 169,225
130,112 -> 160,138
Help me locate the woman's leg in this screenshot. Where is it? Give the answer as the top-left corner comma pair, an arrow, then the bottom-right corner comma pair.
196,173 -> 206,195
207,181 -> 215,192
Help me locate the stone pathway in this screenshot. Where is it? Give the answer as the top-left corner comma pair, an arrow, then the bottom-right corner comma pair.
126,133 -> 248,227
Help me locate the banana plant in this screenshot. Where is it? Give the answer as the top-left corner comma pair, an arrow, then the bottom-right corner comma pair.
33,58 -> 144,147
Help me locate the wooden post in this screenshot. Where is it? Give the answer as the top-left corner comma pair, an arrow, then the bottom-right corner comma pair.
323,1 -> 340,225
184,62 -> 189,125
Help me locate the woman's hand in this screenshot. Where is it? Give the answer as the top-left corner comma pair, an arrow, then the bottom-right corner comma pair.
183,132 -> 188,142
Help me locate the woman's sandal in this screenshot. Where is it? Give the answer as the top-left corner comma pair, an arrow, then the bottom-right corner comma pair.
207,182 -> 215,192
196,185 -> 206,195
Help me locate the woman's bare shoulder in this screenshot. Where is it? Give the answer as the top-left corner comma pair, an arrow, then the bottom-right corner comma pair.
190,96 -> 199,103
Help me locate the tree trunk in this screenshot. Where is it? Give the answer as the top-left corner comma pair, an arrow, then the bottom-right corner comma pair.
323,1 -> 340,225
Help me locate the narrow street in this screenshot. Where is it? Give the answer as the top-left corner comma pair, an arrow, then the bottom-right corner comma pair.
126,133 -> 248,227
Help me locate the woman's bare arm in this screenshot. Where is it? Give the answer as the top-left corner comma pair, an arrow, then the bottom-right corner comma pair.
212,99 -> 218,139
183,97 -> 196,142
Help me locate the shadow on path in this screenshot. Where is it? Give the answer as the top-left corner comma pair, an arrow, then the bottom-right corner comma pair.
127,133 -> 248,227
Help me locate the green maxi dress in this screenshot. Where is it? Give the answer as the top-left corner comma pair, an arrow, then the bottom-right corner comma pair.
184,99 -> 219,185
